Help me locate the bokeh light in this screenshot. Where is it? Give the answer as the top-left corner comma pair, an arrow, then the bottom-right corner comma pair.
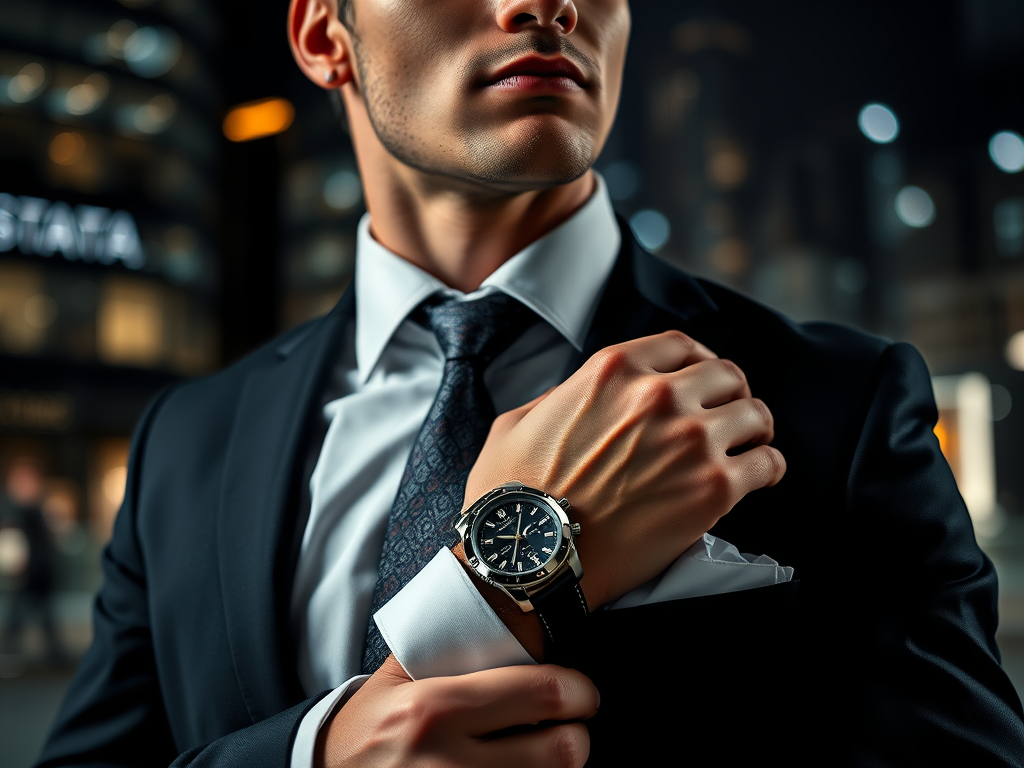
323,169 -> 363,212
65,73 -> 110,116
6,62 -> 46,103
992,384 -> 1012,422
48,132 -> 87,165
1008,330 -> 1024,371
223,97 -> 295,142
630,209 -> 671,252
124,26 -> 182,78
858,103 -> 900,144
895,186 -> 935,228
602,160 -> 640,201
989,131 -> 1024,174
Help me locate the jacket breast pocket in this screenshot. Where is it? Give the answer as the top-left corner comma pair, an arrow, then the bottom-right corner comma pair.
577,581 -> 803,766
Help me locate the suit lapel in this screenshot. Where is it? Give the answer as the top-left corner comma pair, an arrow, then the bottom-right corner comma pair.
217,289 -> 354,722
583,220 -> 720,357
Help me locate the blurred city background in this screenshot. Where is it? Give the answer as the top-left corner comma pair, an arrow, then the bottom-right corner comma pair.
1,0 -> 1023,764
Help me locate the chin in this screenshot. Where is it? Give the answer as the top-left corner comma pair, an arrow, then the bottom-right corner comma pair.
462,115 -> 598,189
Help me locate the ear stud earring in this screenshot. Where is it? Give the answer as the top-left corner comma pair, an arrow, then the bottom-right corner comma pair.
325,71 -> 337,84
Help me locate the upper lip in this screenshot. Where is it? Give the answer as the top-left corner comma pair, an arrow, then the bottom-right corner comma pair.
484,55 -> 588,87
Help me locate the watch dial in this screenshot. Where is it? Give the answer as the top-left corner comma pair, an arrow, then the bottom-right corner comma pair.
475,499 -> 562,576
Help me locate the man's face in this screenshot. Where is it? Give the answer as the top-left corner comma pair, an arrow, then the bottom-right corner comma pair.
346,0 -> 630,191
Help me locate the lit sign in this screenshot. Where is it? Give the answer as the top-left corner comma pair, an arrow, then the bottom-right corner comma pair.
0,193 -> 145,269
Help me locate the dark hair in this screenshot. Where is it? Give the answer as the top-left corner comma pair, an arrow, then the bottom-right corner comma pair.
338,0 -> 353,26
330,0 -> 354,133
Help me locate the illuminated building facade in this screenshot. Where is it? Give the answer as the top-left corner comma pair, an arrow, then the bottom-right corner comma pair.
0,0 -> 220,552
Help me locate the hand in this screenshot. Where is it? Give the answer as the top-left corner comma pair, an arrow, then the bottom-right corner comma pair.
464,330 -> 786,610
317,655 -> 599,768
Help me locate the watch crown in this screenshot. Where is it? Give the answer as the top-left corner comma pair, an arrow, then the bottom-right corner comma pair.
558,497 -> 571,511
570,522 -> 581,536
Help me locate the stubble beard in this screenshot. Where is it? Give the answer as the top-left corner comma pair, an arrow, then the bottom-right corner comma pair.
350,36 -> 596,191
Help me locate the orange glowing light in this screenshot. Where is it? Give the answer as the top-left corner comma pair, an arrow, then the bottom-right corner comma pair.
933,418 -> 949,457
49,132 -> 86,165
222,97 -> 295,142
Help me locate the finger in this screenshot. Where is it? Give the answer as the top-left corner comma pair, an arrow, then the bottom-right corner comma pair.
730,444 -> 787,492
672,359 -> 751,407
704,398 -> 774,451
642,330 -> 717,373
438,664 -> 599,737
595,330 -> 717,375
471,722 -> 590,768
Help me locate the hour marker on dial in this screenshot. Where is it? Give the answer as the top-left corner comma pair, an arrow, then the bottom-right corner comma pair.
487,553 -> 498,562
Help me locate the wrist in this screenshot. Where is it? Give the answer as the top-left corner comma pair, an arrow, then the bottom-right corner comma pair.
451,541 -> 546,661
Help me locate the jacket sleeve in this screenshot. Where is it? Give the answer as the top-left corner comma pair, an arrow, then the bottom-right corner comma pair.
844,341 -> 1024,764
35,388 -> 325,768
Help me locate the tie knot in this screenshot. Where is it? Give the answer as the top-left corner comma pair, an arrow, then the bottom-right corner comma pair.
418,292 -> 538,364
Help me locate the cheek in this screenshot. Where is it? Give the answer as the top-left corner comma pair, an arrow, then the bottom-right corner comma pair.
363,15 -> 471,127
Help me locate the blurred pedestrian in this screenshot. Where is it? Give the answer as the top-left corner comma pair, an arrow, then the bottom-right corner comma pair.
0,457 -> 64,664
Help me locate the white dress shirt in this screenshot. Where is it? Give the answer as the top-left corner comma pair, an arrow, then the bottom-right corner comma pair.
289,175 -> 793,765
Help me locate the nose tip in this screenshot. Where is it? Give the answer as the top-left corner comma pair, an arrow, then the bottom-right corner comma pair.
496,0 -> 578,35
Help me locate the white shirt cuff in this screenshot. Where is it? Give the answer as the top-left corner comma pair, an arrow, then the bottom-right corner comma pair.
373,535 -> 793,682
374,548 -> 535,680
290,674 -> 370,768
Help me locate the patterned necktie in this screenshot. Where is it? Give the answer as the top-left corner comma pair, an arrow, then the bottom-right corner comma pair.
362,292 -> 539,673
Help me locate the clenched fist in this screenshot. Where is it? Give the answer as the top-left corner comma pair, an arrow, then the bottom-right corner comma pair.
464,330 -> 786,611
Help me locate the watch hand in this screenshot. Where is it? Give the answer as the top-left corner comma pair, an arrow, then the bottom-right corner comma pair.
495,535 -> 518,539
512,512 -> 522,564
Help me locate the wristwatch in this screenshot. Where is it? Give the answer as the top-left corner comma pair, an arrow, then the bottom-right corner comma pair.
455,481 -> 588,660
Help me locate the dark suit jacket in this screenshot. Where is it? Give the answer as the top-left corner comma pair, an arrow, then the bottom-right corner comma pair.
38,225 -> 1024,766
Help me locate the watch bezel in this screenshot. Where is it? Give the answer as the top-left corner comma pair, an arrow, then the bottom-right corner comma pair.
457,483 -> 576,592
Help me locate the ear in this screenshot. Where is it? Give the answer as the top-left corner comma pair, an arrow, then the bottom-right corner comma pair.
288,0 -> 354,89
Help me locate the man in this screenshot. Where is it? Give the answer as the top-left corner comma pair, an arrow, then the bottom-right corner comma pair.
38,1 -> 1024,766
1,458 -> 62,663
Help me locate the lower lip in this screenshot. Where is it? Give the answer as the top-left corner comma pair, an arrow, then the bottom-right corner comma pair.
488,75 -> 582,92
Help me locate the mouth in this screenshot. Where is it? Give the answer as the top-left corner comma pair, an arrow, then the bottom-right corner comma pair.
482,55 -> 588,92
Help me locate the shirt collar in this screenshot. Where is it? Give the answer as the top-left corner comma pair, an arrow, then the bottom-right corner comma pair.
353,173 -> 621,383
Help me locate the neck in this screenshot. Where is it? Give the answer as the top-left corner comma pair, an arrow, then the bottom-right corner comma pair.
346,98 -> 595,293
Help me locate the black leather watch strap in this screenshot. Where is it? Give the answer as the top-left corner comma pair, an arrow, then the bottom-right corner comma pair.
532,571 -> 589,665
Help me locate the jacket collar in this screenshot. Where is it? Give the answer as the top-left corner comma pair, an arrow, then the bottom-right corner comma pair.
582,217 -> 718,358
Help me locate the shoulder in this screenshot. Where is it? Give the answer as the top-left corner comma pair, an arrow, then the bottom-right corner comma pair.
144,316 -> 330,439
622,231 -> 895,384
696,276 -> 891,367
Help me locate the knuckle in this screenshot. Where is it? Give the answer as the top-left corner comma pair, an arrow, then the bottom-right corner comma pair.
749,397 -> 772,427
760,447 -> 785,480
589,345 -> 631,377
552,724 -> 590,768
721,359 -> 747,387
664,328 -> 693,346
534,670 -> 571,712
638,374 -> 675,410
678,417 -> 711,451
